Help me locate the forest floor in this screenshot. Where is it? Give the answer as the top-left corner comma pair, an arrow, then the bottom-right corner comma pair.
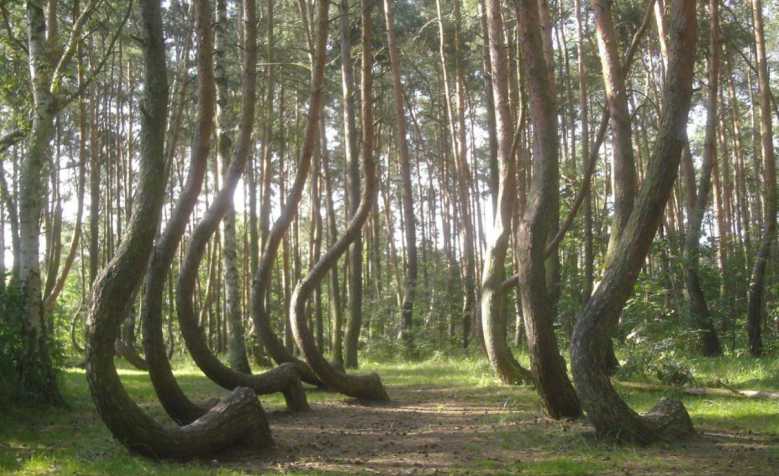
2,355 -> 778,475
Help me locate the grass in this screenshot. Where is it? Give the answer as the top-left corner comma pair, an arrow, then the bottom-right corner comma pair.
0,353 -> 777,475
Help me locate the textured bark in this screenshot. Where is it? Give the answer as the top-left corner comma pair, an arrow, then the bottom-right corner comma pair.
174,0 -> 309,413
515,0 -> 581,419
381,0 -> 417,355
591,0 -> 636,259
141,0 -> 221,425
571,0 -> 698,444
17,0 -> 65,405
86,0 -> 272,458
342,0 -> 364,369
213,0 -> 251,374
746,0 -> 776,357
250,0 -> 326,387
480,0 -> 534,387
290,0 -> 389,403
683,0 -> 721,357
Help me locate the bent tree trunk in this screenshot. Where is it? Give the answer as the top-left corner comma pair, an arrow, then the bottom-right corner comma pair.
515,0 -> 581,419
175,0 -> 308,412
141,0 -> 216,425
571,0 -> 698,444
289,0 -> 389,402
480,0 -> 534,386
85,0 -> 271,458
249,0 -> 327,388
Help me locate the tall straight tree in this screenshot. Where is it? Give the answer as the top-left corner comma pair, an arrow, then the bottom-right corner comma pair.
341,0 -> 364,369
381,0 -> 417,355
18,0 -> 103,404
683,0 -> 722,356
746,0 -> 776,356
214,0 -> 252,374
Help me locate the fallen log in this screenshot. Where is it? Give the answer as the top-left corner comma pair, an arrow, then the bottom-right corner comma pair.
618,381 -> 779,400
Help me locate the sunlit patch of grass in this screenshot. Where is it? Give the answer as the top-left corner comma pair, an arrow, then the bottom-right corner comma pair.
1,354 -> 777,475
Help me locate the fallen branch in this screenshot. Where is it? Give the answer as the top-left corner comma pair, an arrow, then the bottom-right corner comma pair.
618,381 -> 779,401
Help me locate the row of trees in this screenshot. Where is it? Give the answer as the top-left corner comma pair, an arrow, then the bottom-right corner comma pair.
0,0 -> 776,454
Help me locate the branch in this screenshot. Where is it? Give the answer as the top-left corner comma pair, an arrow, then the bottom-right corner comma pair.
50,0 -> 102,97
500,0 -> 657,294
0,129 -> 23,153
57,0 -> 133,110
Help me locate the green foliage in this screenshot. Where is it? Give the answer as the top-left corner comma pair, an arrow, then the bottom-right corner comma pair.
0,284 -> 25,401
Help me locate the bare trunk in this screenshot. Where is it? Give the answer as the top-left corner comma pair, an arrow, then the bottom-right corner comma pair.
289,0 -> 389,402
571,0 -> 698,444
480,0 -> 534,386
381,0 -> 417,356
86,0 -> 272,458
746,0 -> 776,357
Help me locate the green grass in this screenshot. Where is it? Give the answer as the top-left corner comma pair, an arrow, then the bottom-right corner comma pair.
0,354 -> 777,475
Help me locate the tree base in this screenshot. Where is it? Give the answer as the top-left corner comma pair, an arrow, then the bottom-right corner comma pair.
643,398 -> 695,440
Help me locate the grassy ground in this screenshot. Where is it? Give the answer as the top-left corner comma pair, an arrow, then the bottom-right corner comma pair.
1,354 -> 777,475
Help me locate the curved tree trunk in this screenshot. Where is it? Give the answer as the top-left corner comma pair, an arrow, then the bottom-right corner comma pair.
571,0 -> 698,444
140,0 -> 233,425
174,0 -> 309,413
289,0 -> 389,403
86,0 -> 272,458
514,0 -> 581,420
249,2 -> 330,388
480,0 -> 534,387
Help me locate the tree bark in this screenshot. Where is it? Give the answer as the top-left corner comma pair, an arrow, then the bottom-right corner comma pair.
381,0 -> 417,356
746,0 -> 776,357
289,0 -> 389,402
480,0 -> 534,387
571,0 -> 698,444
86,0 -> 272,458
514,0 -> 581,419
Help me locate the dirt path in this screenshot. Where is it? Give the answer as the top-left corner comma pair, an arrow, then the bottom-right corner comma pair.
209,384 -> 779,475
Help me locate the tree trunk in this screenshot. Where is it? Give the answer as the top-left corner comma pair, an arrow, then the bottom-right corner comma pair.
683,0 -> 721,357
381,0 -> 417,356
213,0 -> 251,374
480,0 -> 534,387
342,0 -> 364,369
514,0 -> 581,419
746,0 -> 776,357
250,0 -> 326,387
289,0 -> 389,402
571,0 -> 698,444
17,0 -> 64,405
174,0 -> 308,413
86,0 -> 272,458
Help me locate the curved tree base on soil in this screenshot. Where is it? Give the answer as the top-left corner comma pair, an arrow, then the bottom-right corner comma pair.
86,0 -> 273,459
288,0 -> 388,404
571,0 -> 699,444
